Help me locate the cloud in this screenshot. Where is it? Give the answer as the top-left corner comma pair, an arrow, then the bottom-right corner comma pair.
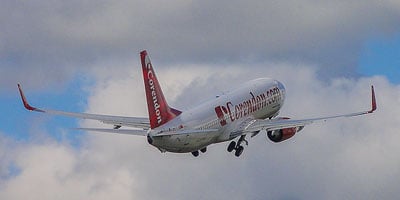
2,63 -> 399,199
2,1 -> 400,198
1,0 -> 400,90
77,65 -> 400,199
0,138 -> 139,200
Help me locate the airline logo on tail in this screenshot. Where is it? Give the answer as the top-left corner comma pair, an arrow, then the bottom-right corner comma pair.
146,62 -> 162,124
141,51 -> 181,129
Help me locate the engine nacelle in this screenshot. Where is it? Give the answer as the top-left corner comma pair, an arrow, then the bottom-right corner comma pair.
267,128 -> 297,143
267,117 -> 304,143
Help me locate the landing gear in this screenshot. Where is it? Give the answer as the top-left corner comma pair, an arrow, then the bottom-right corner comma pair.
191,147 -> 207,157
235,146 -> 244,157
227,135 -> 248,157
227,141 -> 236,152
191,151 -> 199,157
238,135 -> 249,146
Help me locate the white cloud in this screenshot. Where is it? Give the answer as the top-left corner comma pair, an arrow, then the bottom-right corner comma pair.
2,63 -> 399,199
0,140 -> 140,200
1,0 -> 400,90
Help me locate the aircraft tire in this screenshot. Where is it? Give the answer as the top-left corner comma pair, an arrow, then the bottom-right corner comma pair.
227,141 -> 236,152
191,151 -> 199,157
200,147 -> 207,153
235,146 -> 244,157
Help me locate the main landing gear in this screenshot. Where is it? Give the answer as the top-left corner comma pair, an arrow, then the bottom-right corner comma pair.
227,135 -> 248,157
191,151 -> 199,157
191,147 -> 207,157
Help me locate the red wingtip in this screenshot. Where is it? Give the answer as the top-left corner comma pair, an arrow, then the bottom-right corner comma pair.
369,85 -> 377,113
17,84 -> 36,111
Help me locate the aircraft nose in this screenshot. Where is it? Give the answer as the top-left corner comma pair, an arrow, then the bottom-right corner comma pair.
147,134 -> 153,144
277,81 -> 285,91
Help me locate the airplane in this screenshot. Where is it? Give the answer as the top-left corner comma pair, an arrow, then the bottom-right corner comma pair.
18,50 -> 377,157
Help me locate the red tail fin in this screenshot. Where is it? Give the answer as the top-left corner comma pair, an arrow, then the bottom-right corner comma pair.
141,50 -> 181,129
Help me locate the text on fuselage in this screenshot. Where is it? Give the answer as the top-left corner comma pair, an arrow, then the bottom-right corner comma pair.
215,86 -> 281,126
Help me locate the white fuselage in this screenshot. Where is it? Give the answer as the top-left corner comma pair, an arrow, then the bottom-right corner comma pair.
148,78 -> 286,153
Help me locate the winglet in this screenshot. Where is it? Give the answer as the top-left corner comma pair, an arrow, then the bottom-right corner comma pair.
17,84 -> 40,111
368,85 -> 377,113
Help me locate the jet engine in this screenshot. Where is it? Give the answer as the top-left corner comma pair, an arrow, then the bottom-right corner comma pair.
267,127 -> 297,143
267,117 -> 304,142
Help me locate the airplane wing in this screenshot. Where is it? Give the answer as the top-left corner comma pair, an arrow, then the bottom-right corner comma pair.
18,84 -> 150,129
245,86 -> 377,133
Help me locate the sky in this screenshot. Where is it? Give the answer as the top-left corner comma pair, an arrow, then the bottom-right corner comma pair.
1,1 -> 400,199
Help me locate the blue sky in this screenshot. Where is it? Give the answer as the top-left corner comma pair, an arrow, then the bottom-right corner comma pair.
358,35 -> 400,84
0,75 -> 93,146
